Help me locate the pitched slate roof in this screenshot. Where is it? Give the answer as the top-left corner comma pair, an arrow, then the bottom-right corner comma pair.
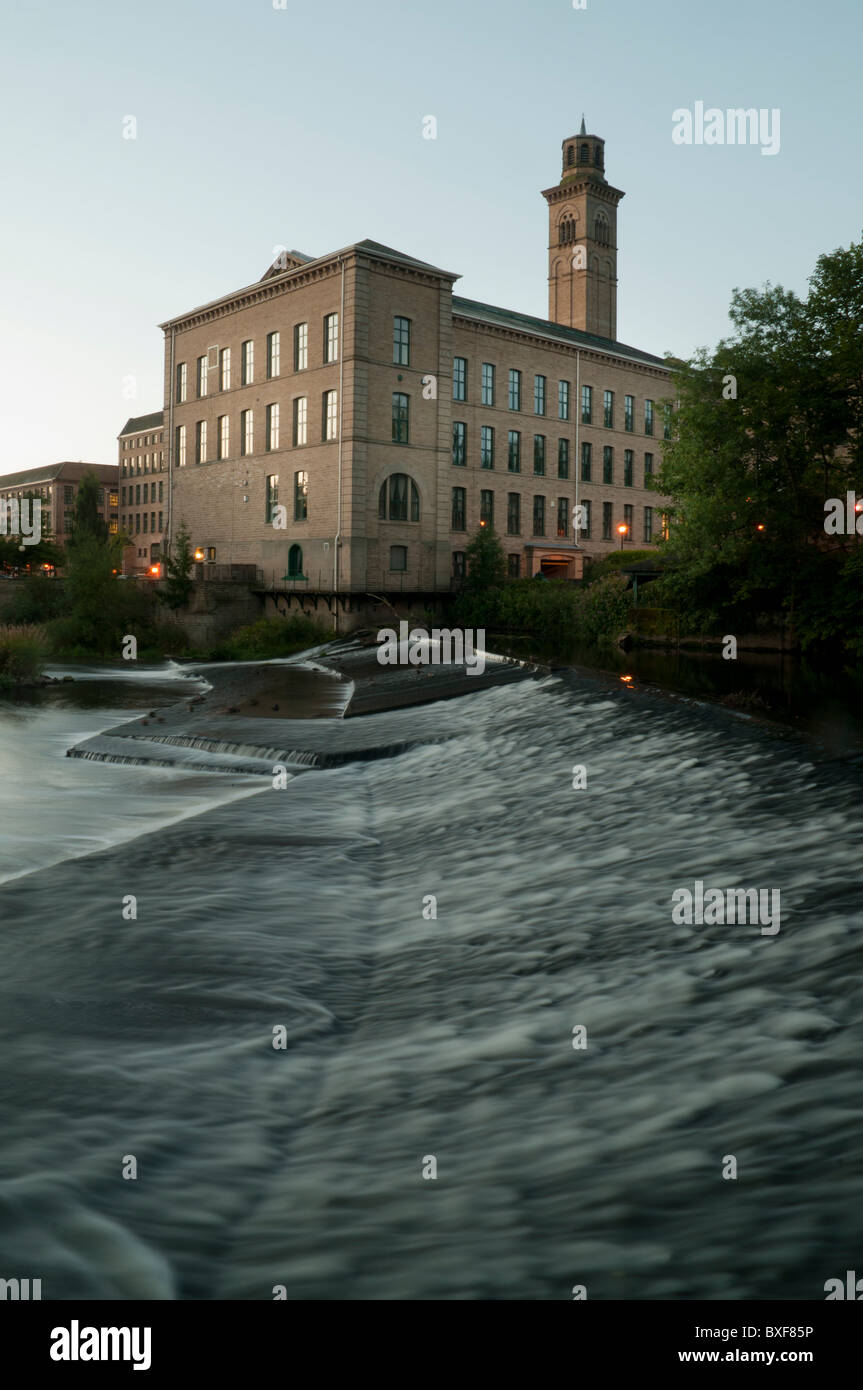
119,411 -> 164,437
452,295 -> 668,369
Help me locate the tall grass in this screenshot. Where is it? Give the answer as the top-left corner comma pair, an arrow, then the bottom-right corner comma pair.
0,623 -> 48,686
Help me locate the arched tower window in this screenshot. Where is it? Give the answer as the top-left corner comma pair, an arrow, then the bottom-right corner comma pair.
580,143 -> 589,163
558,215 -> 576,246
594,145 -> 602,168
566,145 -> 575,166
594,215 -> 609,247
378,473 -> 420,522
288,544 -> 304,578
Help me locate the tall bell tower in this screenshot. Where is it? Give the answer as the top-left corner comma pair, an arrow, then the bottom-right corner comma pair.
542,118 -> 624,340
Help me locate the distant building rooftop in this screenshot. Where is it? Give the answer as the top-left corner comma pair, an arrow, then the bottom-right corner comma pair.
0,462 -> 116,489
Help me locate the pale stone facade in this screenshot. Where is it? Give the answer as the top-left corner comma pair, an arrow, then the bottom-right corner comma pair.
161,127 -> 671,591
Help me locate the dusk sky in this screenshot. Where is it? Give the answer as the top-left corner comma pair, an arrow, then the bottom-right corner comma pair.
1,0 -> 860,474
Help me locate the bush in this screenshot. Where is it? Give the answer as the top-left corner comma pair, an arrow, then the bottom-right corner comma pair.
207,615 -> 330,661
0,576 -> 65,624
453,573 -> 632,652
0,624 -> 47,686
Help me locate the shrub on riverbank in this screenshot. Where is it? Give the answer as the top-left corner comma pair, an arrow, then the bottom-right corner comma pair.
207,615 -> 330,661
453,573 -> 632,650
0,624 -> 47,686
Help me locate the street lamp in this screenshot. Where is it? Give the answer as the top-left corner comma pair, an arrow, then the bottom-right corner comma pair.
617,523 -> 629,550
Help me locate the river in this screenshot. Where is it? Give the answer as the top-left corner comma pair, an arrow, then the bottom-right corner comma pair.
0,655 -> 860,1299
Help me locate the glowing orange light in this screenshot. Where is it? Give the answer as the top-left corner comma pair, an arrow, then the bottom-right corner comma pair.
194,548 -> 205,561
617,524 -> 628,535
149,565 -> 160,575
756,523 -> 765,531
620,674 -> 633,684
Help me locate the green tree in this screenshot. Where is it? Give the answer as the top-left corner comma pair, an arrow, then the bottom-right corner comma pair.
161,520 -> 195,610
462,524 -> 507,593
67,470 -> 109,547
653,238 -> 863,645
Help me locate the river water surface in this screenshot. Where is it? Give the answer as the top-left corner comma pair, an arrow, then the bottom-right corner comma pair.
0,658 -> 861,1300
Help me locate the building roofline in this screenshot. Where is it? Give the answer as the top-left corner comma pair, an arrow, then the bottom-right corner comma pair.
452,295 -> 670,371
159,240 -> 460,331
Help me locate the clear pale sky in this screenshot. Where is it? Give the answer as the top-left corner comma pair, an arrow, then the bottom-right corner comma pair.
1,0 -> 860,475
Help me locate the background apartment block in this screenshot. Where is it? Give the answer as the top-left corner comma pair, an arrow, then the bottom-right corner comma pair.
0,462 -> 118,556
162,126 -> 671,590
118,412 -> 166,575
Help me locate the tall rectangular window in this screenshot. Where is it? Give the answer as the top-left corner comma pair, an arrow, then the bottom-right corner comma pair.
220,347 -> 231,391
452,551 -> 466,580
581,499 -> 592,538
294,323 -> 308,371
196,356 -> 207,398
624,450 -> 634,486
158,481 -> 163,502
558,438 -> 570,479
604,389 -> 614,428
452,421 -> 466,466
480,425 -> 495,469
507,553 -> 520,578
661,511 -> 670,540
323,389 -> 338,440
266,403 -> 280,451
241,409 -> 254,456
533,435 -> 546,475
581,440 -> 592,481
534,374 -> 546,416
176,362 -> 187,403
643,506 -> 653,543
393,316 -> 410,366
218,415 -> 230,459
294,470 -> 308,521
158,512 -> 163,531
241,340 -> 254,385
581,384 -> 592,424
557,498 -> 568,538
135,484 -> 141,505
265,474 -> 279,523
624,395 -> 634,432
451,486 -> 466,531
195,420 -> 207,464
644,452 -> 654,484
508,369 -> 521,411
532,495 -> 545,536
508,430 -> 521,472
480,489 -> 494,526
624,503 -> 634,538
392,392 -> 410,444
176,424 -> 186,468
645,400 -> 654,436
324,313 -> 339,363
267,331 -> 280,379
663,405 -> 673,440
558,380 -> 570,421
453,357 -> 467,401
293,397 -> 307,446
390,545 -> 407,572
603,446 -> 614,485
602,501 -> 613,540
507,492 -> 521,535
481,363 -> 495,406
142,483 -> 148,503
